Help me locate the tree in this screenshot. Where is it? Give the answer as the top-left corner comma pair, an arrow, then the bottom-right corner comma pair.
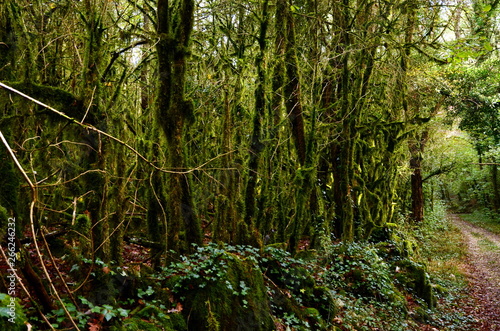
156,0 -> 202,254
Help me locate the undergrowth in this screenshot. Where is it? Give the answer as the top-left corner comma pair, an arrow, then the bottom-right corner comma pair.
412,201 -> 476,330
3,202 -> 480,330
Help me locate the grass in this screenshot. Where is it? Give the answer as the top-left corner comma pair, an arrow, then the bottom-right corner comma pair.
477,238 -> 500,253
460,209 -> 500,235
411,203 -> 476,329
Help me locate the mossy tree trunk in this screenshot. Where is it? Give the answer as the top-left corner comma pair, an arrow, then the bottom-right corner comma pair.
257,0 -> 288,244
214,91 -> 238,244
156,0 -> 202,255
146,134 -> 168,268
79,0 -> 110,263
337,0 -> 356,241
281,0 -> 313,251
283,0 -> 306,167
242,0 -> 270,247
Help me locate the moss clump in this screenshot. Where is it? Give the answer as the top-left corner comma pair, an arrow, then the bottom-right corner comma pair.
303,307 -> 327,329
309,286 -> 338,318
111,313 -> 186,331
0,293 -> 27,330
131,304 -> 187,331
395,259 -> 436,308
72,214 -> 91,258
171,251 -> 273,331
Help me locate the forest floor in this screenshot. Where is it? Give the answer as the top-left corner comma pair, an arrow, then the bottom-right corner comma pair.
450,214 -> 500,330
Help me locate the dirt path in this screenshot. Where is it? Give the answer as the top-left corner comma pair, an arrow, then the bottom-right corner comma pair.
450,214 -> 500,329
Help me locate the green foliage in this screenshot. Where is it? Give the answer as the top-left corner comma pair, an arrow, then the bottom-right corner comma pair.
324,242 -> 405,304
445,57 -> 500,146
0,293 -> 26,330
112,303 -> 186,331
48,298 -> 91,329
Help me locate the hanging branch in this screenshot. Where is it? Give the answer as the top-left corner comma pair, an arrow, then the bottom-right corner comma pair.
0,130 -> 81,330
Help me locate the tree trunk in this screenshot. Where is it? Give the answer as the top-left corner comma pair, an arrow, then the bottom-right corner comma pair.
409,140 -> 425,223
243,0 -> 269,247
491,158 -> 500,213
156,0 -> 202,254
283,0 -> 306,166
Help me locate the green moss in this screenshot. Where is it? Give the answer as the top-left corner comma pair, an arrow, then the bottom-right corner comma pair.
0,293 -> 27,330
175,252 -> 273,331
310,286 -> 338,318
132,305 -> 187,331
395,259 -> 436,308
205,300 -> 220,331
303,307 -> 326,329
2,82 -> 83,120
112,315 -> 184,331
73,214 -> 91,258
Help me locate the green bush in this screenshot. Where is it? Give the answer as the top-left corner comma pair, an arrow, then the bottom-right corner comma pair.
324,242 -> 403,303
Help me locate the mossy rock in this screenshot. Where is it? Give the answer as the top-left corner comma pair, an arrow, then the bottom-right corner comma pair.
307,286 -> 338,318
0,293 -> 27,331
303,307 -> 327,330
395,259 -> 436,308
176,252 -> 274,331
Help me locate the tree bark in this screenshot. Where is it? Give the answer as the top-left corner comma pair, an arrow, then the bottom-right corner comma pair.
409,139 -> 425,223
243,0 -> 269,246
156,0 -> 202,254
